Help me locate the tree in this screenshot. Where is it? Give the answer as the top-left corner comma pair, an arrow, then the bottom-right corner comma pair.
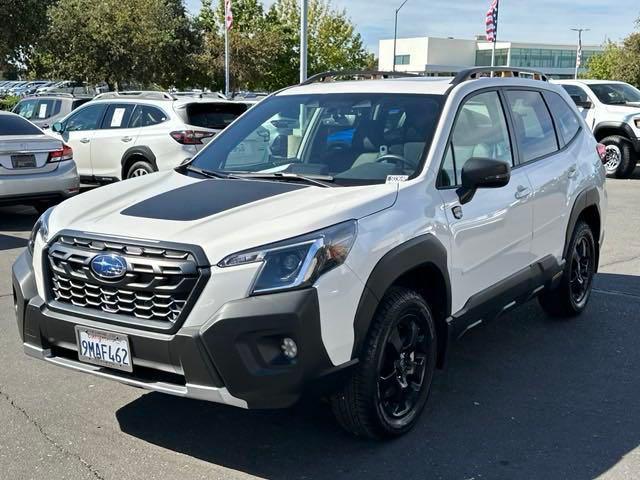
194,0 -> 375,92
32,0 -> 198,89
0,0 -> 56,74
587,19 -> 640,87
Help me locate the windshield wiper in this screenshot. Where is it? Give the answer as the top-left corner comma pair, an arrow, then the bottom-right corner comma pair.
235,172 -> 336,188
184,165 -> 244,180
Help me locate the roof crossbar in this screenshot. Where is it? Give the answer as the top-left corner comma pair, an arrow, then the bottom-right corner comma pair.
450,67 -> 549,86
300,70 -> 420,85
94,91 -> 174,101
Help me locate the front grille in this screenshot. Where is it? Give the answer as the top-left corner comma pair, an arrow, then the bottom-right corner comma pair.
46,234 -> 204,328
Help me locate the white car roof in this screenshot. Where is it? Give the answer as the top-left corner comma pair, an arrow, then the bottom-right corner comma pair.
554,79 -> 630,86
279,77 -> 455,96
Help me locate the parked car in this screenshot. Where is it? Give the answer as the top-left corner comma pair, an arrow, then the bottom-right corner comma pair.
13,93 -> 93,130
49,91 -> 249,183
15,81 -> 53,97
0,111 -> 79,211
14,68 -> 606,439
556,79 -> 640,178
0,81 -> 24,96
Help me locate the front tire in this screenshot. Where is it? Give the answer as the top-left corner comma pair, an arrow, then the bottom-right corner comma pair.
601,136 -> 636,179
331,288 -> 437,439
539,221 -> 596,318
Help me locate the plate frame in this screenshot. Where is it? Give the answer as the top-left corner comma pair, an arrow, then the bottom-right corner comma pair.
75,326 -> 133,372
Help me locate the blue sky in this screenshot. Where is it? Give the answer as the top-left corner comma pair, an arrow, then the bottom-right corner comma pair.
186,0 -> 638,54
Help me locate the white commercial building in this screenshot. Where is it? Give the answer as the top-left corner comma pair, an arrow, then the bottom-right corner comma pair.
379,36 -> 604,79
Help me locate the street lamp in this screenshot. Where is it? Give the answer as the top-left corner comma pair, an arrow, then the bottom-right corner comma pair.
300,0 -> 308,82
392,0 -> 411,72
571,27 -> 590,80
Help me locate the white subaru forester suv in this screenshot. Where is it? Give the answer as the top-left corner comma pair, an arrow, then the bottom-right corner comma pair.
13,68 -> 607,439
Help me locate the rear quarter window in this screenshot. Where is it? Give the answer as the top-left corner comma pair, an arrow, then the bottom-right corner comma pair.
185,102 -> 247,130
0,114 -> 43,135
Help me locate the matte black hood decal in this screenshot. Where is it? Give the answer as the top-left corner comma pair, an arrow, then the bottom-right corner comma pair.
120,179 -> 308,221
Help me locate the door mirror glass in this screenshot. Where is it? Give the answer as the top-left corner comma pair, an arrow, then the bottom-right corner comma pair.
51,122 -> 64,133
458,157 -> 511,204
571,95 -> 592,109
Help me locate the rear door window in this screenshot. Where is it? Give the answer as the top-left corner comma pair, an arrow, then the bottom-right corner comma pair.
101,103 -> 136,129
185,102 -> 247,130
130,105 -> 168,128
505,90 -> 559,163
34,99 -> 62,120
0,114 -> 43,135
544,92 -> 581,146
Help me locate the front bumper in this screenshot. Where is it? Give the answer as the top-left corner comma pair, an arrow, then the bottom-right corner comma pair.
0,159 -> 79,205
13,250 -> 351,409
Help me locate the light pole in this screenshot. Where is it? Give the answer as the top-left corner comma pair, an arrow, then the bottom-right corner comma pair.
392,0 -> 411,72
300,0 -> 308,83
571,27 -> 590,80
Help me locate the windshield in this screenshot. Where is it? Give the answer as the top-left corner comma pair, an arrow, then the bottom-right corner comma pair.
588,83 -> 640,105
188,93 -> 444,185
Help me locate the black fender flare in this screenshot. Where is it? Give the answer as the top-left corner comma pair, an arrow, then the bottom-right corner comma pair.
563,187 -> 601,263
351,234 -> 451,359
121,146 -> 158,174
593,121 -> 638,143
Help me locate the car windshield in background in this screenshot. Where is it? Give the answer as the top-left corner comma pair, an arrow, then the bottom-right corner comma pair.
186,102 -> 248,130
588,83 -> 640,105
189,93 -> 444,185
0,115 -> 43,136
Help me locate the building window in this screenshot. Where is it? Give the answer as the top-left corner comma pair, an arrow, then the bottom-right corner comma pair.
475,49 -> 508,67
395,54 -> 410,65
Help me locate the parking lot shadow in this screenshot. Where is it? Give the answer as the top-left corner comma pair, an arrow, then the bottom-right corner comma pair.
0,233 -> 28,251
116,282 -> 640,480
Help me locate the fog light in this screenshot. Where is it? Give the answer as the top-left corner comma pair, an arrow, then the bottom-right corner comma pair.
281,337 -> 298,359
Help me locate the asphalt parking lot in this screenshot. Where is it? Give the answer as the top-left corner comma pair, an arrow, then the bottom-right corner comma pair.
1,173 -> 639,480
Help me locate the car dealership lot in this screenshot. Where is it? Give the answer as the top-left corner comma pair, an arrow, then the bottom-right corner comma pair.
1,175 -> 639,480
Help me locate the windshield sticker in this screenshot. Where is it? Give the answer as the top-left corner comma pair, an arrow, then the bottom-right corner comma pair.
111,108 -> 127,127
38,103 -> 48,119
386,175 -> 409,184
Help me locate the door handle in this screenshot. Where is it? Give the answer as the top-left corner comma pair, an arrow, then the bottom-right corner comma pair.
515,185 -> 531,200
79,137 -> 90,144
121,136 -> 133,143
568,165 -> 578,178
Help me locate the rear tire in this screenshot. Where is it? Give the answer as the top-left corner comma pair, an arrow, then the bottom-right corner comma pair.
330,288 -> 437,439
539,221 -> 596,318
601,136 -> 636,179
126,160 -> 155,179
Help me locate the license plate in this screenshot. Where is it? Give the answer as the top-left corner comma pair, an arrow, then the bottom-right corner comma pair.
75,327 -> 132,372
11,154 -> 36,168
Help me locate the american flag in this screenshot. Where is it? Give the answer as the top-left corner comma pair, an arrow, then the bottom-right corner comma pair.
485,0 -> 499,42
225,0 -> 233,30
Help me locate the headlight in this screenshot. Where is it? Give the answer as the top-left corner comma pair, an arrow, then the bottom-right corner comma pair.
27,207 -> 53,255
219,220 -> 357,294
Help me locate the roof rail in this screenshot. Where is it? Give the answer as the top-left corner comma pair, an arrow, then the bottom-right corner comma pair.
450,67 -> 548,86
34,92 -> 75,98
93,91 -> 174,101
301,70 -> 420,86
172,91 -> 228,100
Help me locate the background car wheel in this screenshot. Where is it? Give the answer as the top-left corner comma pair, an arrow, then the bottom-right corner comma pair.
126,160 -> 155,179
601,136 -> 636,179
539,221 -> 596,318
330,287 -> 437,439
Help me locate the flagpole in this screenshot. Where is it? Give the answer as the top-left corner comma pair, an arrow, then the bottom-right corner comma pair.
224,0 -> 231,98
491,0 -> 499,68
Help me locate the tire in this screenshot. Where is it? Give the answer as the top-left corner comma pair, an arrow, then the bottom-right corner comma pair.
125,160 -> 155,179
539,221 -> 596,318
330,288 -> 437,439
600,136 -> 636,179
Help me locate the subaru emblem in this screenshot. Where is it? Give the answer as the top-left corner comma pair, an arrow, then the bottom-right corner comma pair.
90,254 -> 127,280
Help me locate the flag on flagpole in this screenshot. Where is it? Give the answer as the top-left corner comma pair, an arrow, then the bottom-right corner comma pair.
225,0 -> 233,30
485,0 -> 499,42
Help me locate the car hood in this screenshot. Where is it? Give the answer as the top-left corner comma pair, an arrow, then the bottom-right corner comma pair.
47,171 -> 398,265
604,104 -> 640,119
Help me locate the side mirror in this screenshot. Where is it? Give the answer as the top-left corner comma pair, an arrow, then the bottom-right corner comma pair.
457,158 -> 511,205
570,95 -> 592,109
51,122 -> 64,133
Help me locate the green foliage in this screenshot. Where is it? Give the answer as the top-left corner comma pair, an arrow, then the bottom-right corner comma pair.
587,23 -> 640,87
32,0 -> 198,89
195,0 -> 375,92
0,96 -> 20,111
0,0 -> 55,71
